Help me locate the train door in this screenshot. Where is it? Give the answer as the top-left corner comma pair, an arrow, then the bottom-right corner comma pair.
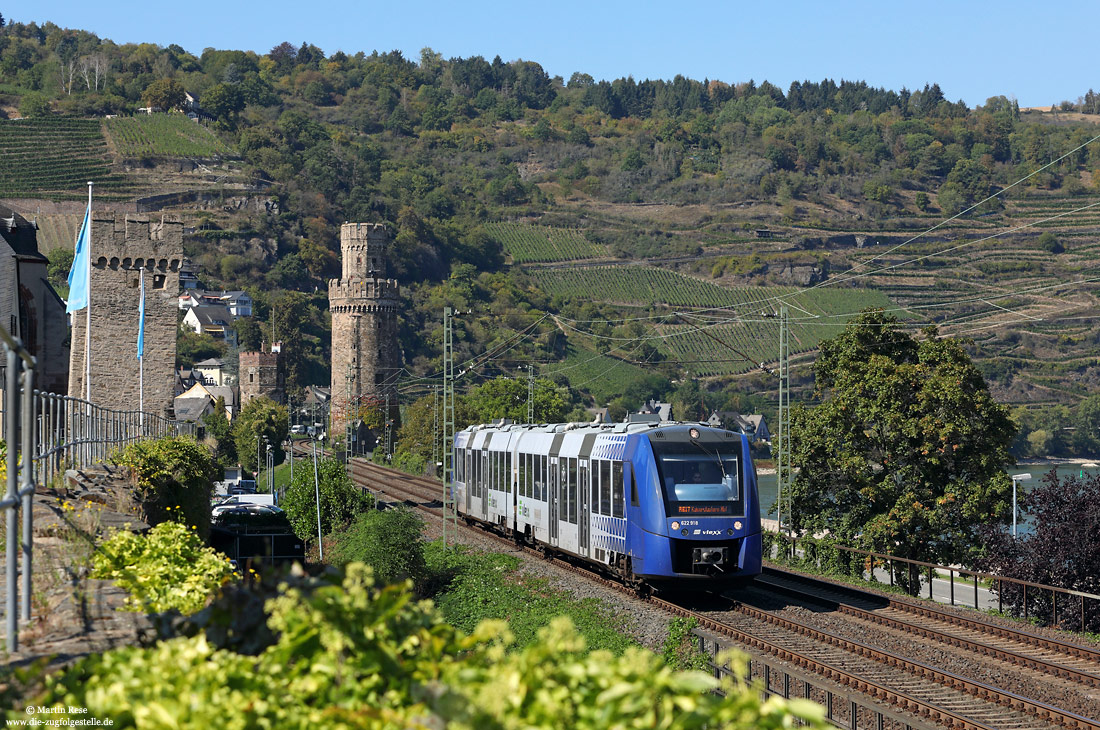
464,448 -> 472,514
549,456 -> 559,544
479,450 -> 489,519
578,459 -> 589,557
557,458 -> 578,554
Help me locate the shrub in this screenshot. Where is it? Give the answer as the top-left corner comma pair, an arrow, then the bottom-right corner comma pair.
115,436 -> 219,539
332,507 -> 426,588
29,564 -> 826,729
91,521 -> 236,614
280,457 -> 372,542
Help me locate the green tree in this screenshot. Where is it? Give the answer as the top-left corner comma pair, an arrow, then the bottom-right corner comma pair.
788,310 -> 1016,591
45,247 -> 74,293
142,78 -> 186,111
201,396 -> 236,467
1037,231 -> 1064,253
202,82 -> 244,124
231,396 -> 288,473
280,456 -> 372,541
463,376 -> 569,425
1071,394 -> 1100,456
18,91 -> 51,118
177,328 -> 226,368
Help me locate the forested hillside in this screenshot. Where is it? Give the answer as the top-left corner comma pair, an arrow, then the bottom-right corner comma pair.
3,16 -> 1100,458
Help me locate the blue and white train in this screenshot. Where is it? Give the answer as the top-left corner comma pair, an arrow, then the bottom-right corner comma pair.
452,420 -> 762,586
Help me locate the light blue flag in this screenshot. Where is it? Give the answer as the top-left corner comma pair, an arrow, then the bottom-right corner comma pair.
66,207 -> 91,313
137,271 -> 145,359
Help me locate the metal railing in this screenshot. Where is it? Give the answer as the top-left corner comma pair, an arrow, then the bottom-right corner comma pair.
33,392 -> 174,489
0,328 -> 36,654
768,532 -> 1100,633
0,332 -> 174,652
694,627 -> 938,730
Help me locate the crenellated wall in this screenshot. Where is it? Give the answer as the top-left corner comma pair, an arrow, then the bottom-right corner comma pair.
68,214 -> 181,418
240,349 -> 283,406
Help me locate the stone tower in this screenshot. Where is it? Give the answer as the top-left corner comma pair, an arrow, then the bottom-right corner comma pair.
240,345 -> 284,406
68,214 -> 182,417
328,223 -> 401,438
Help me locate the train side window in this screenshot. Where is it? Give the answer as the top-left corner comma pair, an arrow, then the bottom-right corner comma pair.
602,459 -> 611,516
572,459 -> 580,521
518,453 -> 525,497
612,461 -> 624,519
528,452 -> 536,499
591,463 -> 599,517
480,451 -> 488,497
507,453 -> 513,493
579,462 -> 588,514
629,466 -> 639,507
537,455 -> 546,501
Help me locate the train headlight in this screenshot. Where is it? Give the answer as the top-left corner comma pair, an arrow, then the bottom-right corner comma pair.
681,529 -> 688,536
734,521 -> 743,530
727,528 -> 734,536
671,521 -> 680,531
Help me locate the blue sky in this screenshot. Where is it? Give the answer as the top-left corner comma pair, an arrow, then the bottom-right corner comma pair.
11,1 -> 1097,108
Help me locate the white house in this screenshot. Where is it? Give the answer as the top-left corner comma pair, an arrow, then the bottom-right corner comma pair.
182,304 -> 233,338
178,290 -> 252,318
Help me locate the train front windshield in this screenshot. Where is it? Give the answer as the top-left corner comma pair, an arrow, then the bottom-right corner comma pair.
652,442 -> 743,516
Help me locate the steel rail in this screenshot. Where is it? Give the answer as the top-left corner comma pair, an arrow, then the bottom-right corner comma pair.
763,566 -> 1100,663
755,571 -> 1100,688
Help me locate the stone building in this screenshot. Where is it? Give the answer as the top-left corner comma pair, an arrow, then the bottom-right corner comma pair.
67,214 -> 182,417
328,223 -> 401,438
239,346 -> 284,407
0,206 -> 70,394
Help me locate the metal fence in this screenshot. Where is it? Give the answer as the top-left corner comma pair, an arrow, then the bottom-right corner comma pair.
694,627 -> 940,730
0,330 -> 173,652
768,532 -> 1100,633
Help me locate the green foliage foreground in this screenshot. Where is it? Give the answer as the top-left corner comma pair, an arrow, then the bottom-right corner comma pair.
28,564 -> 825,729
115,436 -> 220,539
91,521 -> 237,615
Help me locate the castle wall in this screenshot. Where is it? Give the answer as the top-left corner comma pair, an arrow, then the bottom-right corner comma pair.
67,214 -> 181,417
329,223 -> 401,436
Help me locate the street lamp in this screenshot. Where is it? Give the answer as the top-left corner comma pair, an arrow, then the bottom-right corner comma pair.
266,444 -> 274,500
312,431 -> 325,561
1011,473 -> 1032,538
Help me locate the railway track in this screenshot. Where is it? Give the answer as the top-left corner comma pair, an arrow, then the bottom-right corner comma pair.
756,568 -> 1100,687
346,458 -> 1100,730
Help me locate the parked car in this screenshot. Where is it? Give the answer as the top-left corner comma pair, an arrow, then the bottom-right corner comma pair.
291,424 -> 305,435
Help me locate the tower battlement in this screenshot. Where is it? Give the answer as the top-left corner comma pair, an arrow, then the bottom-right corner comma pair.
328,277 -> 401,305
339,222 -> 391,279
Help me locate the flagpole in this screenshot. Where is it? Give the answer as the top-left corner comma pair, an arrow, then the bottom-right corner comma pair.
139,269 -> 144,416
84,181 -> 92,412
